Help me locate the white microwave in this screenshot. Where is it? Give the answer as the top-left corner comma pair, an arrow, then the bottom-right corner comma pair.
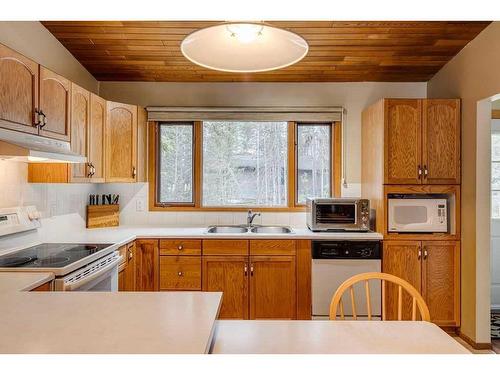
387,197 -> 448,233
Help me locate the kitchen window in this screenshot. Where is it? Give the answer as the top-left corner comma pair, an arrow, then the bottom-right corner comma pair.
151,119 -> 341,211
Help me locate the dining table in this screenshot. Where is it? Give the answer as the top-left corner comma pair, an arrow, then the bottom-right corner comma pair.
209,320 -> 470,354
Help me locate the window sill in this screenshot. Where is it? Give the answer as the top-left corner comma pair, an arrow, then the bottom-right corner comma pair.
149,205 -> 307,212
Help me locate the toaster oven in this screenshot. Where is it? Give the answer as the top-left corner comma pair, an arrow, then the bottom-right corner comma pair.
306,198 -> 370,232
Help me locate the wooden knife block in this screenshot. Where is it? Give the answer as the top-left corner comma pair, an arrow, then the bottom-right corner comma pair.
86,205 -> 120,228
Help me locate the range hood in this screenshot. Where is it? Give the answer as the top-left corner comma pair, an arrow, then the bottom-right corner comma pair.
0,127 -> 86,163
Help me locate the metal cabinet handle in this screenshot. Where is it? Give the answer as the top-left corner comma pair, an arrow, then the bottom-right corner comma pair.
177,245 -> 183,251
128,249 -> 133,260
423,165 -> 428,178
418,248 -> 422,260
132,167 -> 137,178
34,109 -> 40,126
244,264 -> 248,276
423,248 -> 428,260
418,165 -> 422,178
178,271 -> 183,277
39,111 -> 47,128
87,163 -> 92,178
250,265 -> 254,276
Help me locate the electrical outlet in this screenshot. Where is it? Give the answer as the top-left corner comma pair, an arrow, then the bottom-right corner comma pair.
136,198 -> 145,212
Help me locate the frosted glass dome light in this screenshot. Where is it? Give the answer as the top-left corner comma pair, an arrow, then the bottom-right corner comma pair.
180,22 -> 309,73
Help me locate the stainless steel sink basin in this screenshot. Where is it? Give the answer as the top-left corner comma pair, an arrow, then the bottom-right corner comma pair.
250,226 -> 293,234
207,225 -> 248,234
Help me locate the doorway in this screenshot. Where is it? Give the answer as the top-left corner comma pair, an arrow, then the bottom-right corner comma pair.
491,99 -> 500,352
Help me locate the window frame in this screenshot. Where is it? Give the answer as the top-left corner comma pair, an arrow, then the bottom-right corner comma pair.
149,120 -> 341,211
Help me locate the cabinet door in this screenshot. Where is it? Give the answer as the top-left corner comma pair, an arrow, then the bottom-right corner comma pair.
384,99 -> 422,184
135,239 -> 159,291
68,83 -> 90,182
106,101 -> 137,182
422,241 -> 460,326
382,241 -> 422,320
123,242 -> 137,291
202,256 -> 249,319
0,43 -> 38,134
250,256 -> 296,319
39,66 -> 71,141
88,94 -> 106,182
422,99 -> 461,184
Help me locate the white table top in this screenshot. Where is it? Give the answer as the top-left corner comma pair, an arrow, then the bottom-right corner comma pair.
0,272 -> 54,292
210,320 -> 470,354
0,291 -> 222,354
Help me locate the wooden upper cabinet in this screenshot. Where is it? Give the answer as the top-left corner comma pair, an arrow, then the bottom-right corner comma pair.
382,241 -> 422,320
106,101 -> 137,182
249,255 -> 296,319
68,83 -> 90,182
39,66 -> 71,141
89,94 -> 106,182
384,99 -> 422,184
0,43 -> 39,134
421,241 -> 460,326
422,99 -> 461,184
203,256 -> 249,319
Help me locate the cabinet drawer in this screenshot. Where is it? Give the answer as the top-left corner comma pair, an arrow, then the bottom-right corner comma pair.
159,256 -> 201,290
160,239 -> 201,255
250,240 -> 296,255
203,240 -> 248,255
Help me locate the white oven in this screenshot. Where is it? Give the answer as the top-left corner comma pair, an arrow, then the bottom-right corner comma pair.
54,251 -> 121,291
388,196 -> 448,233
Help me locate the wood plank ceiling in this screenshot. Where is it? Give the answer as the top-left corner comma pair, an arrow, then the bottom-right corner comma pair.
41,21 -> 491,82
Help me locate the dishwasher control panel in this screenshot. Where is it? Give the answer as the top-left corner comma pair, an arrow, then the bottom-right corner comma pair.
312,240 -> 381,259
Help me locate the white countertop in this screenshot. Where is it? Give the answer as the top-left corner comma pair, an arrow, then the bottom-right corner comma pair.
0,272 -> 54,292
210,320 -> 470,354
0,291 -> 222,354
39,225 -> 383,248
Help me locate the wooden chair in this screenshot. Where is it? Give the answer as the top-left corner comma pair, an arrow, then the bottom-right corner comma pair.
329,272 -> 430,322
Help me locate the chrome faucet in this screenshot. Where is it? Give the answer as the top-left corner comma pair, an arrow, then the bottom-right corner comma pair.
247,209 -> 261,227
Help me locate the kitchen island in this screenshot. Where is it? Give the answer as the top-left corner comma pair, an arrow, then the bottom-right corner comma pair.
0,291 -> 221,354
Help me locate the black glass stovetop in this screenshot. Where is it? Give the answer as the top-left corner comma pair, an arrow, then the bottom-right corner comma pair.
0,243 -> 112,269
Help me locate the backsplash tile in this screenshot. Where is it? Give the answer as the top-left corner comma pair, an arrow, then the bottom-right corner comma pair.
0,162 -> 308,229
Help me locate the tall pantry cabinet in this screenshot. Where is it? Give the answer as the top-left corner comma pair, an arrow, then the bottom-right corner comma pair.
362,98 -> 461,328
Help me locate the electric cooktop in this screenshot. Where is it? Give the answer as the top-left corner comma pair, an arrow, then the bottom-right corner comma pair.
0,243 -> 112,269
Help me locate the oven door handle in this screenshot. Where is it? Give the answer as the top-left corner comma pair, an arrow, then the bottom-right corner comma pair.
62,256 -> 122,291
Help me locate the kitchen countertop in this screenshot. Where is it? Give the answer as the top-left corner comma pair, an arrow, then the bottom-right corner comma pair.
0,272 -> 54,292
0,291 -> 222,354
39,225 -> 383,249
210,320 -> 470,354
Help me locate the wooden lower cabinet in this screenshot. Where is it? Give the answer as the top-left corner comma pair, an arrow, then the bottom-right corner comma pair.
202,256 -> 249,319
421,241 -> 460,326
160,256 -> 201,290
30,281 -> 53,291
382,241 -> 422,321
250,255 -> 297,320
136,239 -> 159,291
118,242 -> 137,291
382,240 -> 460,326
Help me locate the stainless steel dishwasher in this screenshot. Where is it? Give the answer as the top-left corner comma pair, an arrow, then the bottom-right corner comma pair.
311,240 -> 382,320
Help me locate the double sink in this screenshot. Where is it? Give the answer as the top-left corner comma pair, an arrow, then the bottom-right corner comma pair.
207,225 -> 293,234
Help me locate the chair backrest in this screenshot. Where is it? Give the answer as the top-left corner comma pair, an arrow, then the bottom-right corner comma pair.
329,272 -> 430,322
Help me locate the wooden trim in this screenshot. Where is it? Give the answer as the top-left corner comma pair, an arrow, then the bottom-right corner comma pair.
492,109 -> 500,119
149,119 -> 342,211
458,331 -> 492,350
296,240 -> 312,319
287,121 -> 296,208
333,121 -> 342,197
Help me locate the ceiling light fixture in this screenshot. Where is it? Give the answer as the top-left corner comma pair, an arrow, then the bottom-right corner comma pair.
180,22 -> 309,73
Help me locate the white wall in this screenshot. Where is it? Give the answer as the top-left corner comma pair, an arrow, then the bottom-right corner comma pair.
492,118 -> 500,310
